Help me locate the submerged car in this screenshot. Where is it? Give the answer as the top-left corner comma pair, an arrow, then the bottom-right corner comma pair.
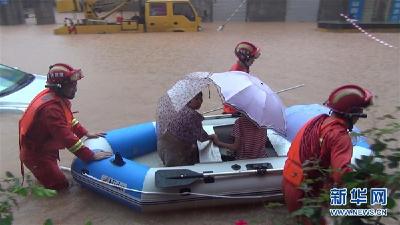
0,64 -> 46,113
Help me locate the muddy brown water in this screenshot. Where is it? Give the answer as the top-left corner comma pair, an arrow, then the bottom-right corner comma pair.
0,17 -> 399,225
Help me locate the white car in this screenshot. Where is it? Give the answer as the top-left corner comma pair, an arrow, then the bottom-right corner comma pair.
0,64 -> 46,113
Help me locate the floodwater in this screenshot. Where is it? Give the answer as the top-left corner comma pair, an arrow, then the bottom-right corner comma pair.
1,16 -> 399,225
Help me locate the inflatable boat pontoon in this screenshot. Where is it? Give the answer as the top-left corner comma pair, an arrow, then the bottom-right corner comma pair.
70,104 -> 372,212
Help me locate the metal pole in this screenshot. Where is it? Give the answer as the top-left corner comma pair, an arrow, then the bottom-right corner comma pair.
216,0 -> 247,31
275,84 -> 304,94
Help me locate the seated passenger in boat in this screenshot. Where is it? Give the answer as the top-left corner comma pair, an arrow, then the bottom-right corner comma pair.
214,114 -> 267,160
157,92 -> 217,167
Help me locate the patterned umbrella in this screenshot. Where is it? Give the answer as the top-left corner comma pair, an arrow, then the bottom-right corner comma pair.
209,71 -> 287,135
156,72 -> 212,137
166,72 -> 212,112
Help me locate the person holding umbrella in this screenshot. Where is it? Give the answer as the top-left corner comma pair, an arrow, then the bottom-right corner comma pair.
156,73 -> 218,167
209,71 -> 286,160
282,84 -> 373,224
157,92 -> 217,167
157,71 -> 285,166
223,41 -> 261,114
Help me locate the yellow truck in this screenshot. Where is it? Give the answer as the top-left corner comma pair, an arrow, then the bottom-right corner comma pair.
54,0 -> 201,34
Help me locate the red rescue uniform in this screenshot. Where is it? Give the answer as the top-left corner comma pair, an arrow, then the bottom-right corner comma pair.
230,62 -> 249,73
282,115 -> 353,215
223,62 -> 250,114
19,89 -> 94,190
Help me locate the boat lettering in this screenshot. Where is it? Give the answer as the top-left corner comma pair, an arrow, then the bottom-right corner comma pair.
101,175 -> 127,192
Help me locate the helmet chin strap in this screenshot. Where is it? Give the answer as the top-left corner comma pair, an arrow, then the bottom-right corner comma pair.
45,83 -> 62,89
46,83 -> 73,99
345,116 -> 355,132
330,110 -> 367,132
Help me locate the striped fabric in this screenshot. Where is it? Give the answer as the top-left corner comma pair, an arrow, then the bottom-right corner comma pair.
232,117 -> 267,159
68,139 -> 84,153
71,118 -> 79,126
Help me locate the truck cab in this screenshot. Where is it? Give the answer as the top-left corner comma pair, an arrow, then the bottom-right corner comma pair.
144,0 -> 201,32
54,0 -> 201,34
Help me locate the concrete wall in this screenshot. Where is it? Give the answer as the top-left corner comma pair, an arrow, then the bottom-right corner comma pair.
370,0 -> 392,22
318,0 -> 348,21
0,0 -> 25,25
5,0 -> 57,25
190,0 -> 213,22
363,0 -> 377,22
2,0 -> 395,26
213,0 -> 247,22
22,0 -> 36,8
247,0 -> 286,22
286,0 -> 320,22
33,0 -> 56,24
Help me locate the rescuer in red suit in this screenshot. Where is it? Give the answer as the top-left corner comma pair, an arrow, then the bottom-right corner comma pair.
282,84 -> 373,225
223,41 -> 261,114
19,63 -> 112,191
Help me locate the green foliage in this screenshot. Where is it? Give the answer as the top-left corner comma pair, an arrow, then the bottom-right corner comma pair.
0,172 -> 57,225
43,219 -> 54,225
0,172 -> 93,225
290,109 -> 400,225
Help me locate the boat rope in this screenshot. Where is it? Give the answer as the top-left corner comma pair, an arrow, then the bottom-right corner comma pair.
217,0 -> 247,31
339,13 -> 397,49
60,166 -> 281,199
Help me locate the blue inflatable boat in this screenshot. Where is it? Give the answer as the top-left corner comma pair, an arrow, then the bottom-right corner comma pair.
70,104 -> 371,212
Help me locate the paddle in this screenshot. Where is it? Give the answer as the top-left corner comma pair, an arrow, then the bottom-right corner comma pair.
155,166 -> 281,188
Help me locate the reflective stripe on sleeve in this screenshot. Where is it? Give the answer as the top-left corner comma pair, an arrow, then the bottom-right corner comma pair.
69,139 -> 84,153
71,118 -> 79,127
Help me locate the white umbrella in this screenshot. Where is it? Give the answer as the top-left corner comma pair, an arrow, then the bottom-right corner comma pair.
209,71 -> 287,135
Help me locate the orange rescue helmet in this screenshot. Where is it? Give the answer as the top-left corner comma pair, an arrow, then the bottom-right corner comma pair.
234,41 -> 261,62
325,84 -> 373,116
46,63 -> 83,88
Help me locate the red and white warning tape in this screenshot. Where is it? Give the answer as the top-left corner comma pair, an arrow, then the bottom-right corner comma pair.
340,13 -> 397,49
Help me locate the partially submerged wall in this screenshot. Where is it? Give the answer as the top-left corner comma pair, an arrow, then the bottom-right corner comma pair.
0,0 -> 25,25
33,0 -> 56,24
247,0 -> 286,21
